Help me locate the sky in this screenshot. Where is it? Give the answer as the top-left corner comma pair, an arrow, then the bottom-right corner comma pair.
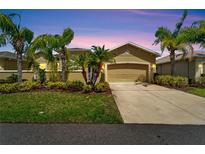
0,9 -> 205,55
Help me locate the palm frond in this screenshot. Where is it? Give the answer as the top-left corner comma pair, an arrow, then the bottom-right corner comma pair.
20,27 -> 34,44
173,10 -> 188,37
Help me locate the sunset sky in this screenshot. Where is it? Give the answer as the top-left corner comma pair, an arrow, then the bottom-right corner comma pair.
0,9 -> 205,55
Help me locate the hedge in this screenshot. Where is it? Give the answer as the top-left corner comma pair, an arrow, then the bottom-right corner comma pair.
155,75 -> 188,88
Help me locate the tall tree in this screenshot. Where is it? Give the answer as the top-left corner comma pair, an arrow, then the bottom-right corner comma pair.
0,13 -> 34,82
153,10 -> 193,75
29,28 -> 74,82
75,53 -> 89,84
89,45 -> 113,85
54,28 -> 74,81
178,20 -> 205,48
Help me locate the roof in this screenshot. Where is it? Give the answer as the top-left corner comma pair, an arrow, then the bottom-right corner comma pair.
109,42 -> 160,57
156,51 -> 205,64
69,48 -> 90,52
0,51 -> 17,60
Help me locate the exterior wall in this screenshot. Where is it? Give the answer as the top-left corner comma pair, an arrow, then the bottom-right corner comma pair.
0,58 -> 29,70
111,44 -> 156,64
195,57 -> 205,79
0,70 -> 84,82
107,44 -> 157,83
157,59 -> 196,81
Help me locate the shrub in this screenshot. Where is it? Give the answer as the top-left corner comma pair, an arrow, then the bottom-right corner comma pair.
6,74 -> 18,83
95,82 -> 110,92
196,77 -> 205,87
0,79 -> 7,84
46,82 -> 66,89
0,83 -> 18,93
83,85 -> 93,93
155,75 -> 188,88
67,80 -> 84,91
39,69 -> 46,83
17,81 -> 40,92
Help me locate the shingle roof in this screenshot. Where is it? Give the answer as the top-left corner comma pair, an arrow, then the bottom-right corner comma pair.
156,51 -> 205,64
109,42 -> 160,56
0,51 -> 17,60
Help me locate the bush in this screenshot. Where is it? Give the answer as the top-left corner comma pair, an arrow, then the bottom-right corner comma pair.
46,82 -> 66,89
6,74 -> 18,83
196,77 -> 205,87
95,82 -> 110,92
0,79 -> 7,84
67,80 -> 84,91
155,75 -> 188,88
39,69 -> 46,83
83,85 -> 93,93
17,81 -> 40,92
0,83 -> 18,93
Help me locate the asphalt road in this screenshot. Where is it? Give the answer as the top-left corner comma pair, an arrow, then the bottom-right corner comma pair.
1,123 -> 205,144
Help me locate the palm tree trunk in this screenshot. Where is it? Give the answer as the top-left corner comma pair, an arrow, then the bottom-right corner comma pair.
17,52 -> 22,82
82,67 -> 88,84
93,64 -> 103,85
61,52 -> 67,82
170,51 -> 175,76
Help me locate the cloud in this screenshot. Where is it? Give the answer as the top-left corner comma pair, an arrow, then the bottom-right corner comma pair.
70,31 -> 161,52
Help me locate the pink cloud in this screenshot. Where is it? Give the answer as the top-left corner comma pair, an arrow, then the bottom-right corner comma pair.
70,31 -> 161,52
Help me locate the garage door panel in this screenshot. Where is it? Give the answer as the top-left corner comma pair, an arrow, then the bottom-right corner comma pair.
108,64 -> 148,82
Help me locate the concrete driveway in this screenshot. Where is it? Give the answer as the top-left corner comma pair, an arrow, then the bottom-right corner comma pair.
109,82 -> 205,124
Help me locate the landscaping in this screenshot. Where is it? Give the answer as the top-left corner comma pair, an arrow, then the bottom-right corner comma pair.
0,91 -> 123,123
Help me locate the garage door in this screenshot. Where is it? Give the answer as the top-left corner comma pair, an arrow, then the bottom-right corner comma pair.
107,64 -> 148,82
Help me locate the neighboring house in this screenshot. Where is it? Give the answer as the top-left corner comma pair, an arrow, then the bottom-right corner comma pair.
104,42 -> 160,82
156,51 -> 205,82
0,42 -> 160,83
0,48 -> 90,81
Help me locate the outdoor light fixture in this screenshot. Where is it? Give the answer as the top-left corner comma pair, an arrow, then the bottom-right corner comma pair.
198,64 -> 203,68
152,64 -> 156,68
39,63 -> 47,70
0,66 -> 3,70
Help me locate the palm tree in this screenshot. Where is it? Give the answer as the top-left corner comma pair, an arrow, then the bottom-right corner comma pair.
89,45 -> 113,85
29,28 -> 74,82
54,28 -> 74,81
153,10 -> 193,75
178,20 -> 205,48
0,13 -> 34,82
75,53 -> 89,84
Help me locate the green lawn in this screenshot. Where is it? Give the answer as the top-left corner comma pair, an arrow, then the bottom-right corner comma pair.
188,87 -> 205,98
0,91 -> 123,123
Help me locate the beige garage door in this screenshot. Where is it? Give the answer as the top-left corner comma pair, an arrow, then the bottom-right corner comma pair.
107,64 -> 148,82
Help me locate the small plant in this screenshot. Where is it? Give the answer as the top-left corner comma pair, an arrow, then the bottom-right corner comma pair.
46,82 -> 66,89
67,80 -> 84,91
196,77 -> 205,87
6,74 -> 18,83
17,81 -> 40,92
0,83 -> 18,93
155,75 -> 188,88
95,82 -> 109,92
83,85 -> 93,93
39,68 -> 46,83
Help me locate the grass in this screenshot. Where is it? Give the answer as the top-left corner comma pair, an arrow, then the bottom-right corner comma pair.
0,91 -> 123,123
188,87 -> 205,98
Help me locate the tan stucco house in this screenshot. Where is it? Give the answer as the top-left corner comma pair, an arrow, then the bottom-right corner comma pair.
0,42 -> 160,83
156,51 -> 205,82
104,42 -> 160,82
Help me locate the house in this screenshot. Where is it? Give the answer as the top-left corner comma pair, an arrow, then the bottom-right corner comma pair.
156,51 -> 205,82
104,42 -> 160,82
0,42 -> 160,83
0,48 -> 90,81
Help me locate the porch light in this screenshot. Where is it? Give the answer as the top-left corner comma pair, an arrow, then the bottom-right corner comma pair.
198,64 -> 203,68
39,63 -> 47,70
0,66 -> 3,70
152,64 -> 156,68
